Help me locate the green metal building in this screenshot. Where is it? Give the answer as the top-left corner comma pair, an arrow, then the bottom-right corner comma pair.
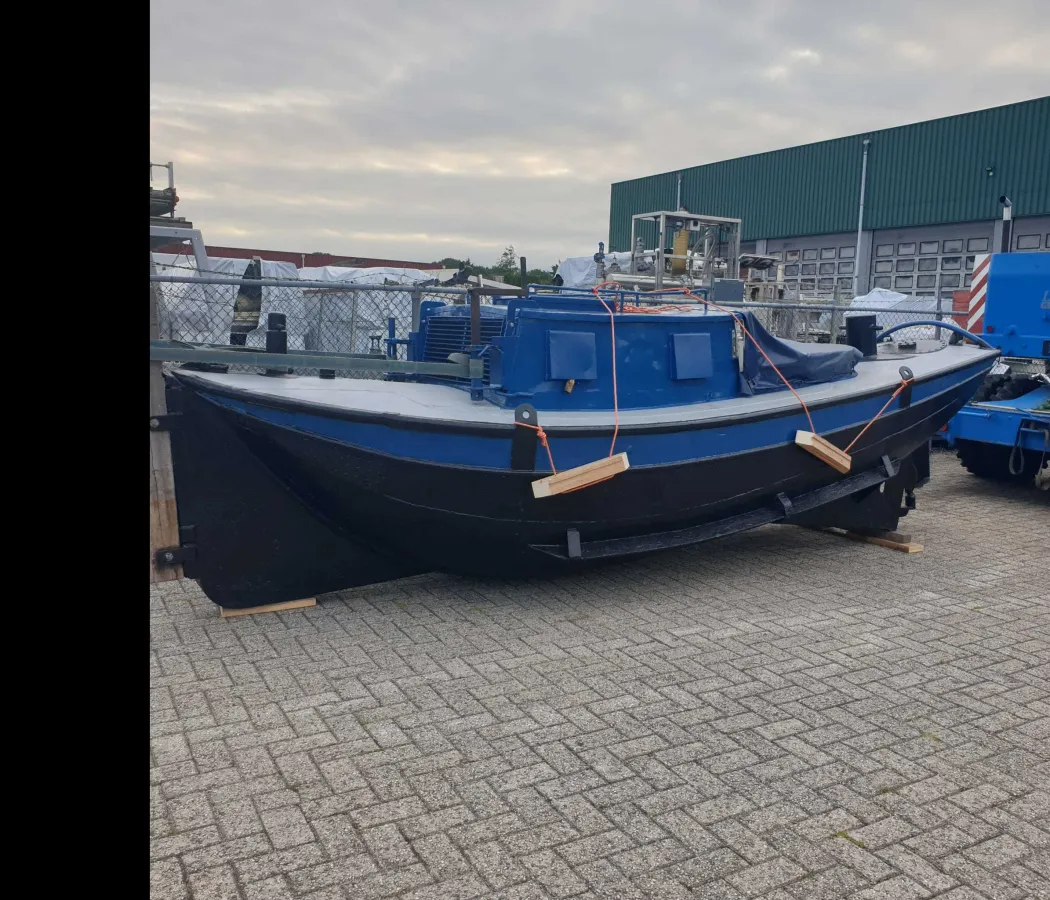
609,96 -> 1049,298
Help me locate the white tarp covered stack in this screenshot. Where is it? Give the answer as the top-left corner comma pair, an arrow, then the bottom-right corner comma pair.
151,254 -> 303,348
296,266 -> 437,354
555,253 -> 634,289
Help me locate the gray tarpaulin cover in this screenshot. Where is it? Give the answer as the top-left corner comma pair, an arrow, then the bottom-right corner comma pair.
741,312 -> 862,394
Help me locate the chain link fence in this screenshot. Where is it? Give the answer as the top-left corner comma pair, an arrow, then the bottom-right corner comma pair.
150,273 -> 473,377
152,273 -> 964,380
726,281 -> 955,347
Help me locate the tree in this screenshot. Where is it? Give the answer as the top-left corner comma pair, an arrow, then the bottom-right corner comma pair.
496,245 -> 518,272
436,257 -> 471,270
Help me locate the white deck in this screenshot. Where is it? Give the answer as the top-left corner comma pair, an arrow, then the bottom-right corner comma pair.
181,344 -> 998,428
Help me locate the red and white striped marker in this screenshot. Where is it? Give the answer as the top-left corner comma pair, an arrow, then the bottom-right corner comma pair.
966,253 -> 990,333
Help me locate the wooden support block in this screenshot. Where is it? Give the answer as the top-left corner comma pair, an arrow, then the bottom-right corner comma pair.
795,430 -> 851,474
220,598 -> 317,618
532,452 -> 630,499
823,528 -> 923,553
872,530 -> 912,544
150,256 -> 183,584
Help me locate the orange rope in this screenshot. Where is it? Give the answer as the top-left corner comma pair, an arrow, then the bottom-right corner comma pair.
515,421 -> 557,474
843,376 -> 914,454
592,281 -> 623,456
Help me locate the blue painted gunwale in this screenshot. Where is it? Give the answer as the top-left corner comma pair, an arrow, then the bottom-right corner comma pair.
195,357 -> 992,472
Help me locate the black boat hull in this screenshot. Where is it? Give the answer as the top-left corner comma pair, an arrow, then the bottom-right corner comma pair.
165,363 -> 990,608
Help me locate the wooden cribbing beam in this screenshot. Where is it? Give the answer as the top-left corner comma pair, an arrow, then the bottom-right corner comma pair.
532,453 -> 630,499
220,598 -> 317,618
822,528 -> 924,553
795,430 -> 851,474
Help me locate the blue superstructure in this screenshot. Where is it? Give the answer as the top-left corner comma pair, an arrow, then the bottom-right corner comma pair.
409,288 -> 862,413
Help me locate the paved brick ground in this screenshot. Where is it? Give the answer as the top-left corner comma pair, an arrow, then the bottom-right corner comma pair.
151,451 -> 1050,900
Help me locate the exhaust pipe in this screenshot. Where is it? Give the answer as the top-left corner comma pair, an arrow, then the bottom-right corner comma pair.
999,196 -> 1013,254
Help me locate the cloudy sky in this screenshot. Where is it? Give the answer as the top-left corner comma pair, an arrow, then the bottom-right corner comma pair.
150,0 -> 1048,268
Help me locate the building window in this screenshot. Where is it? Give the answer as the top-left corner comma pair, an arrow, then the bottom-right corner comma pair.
818,277 -> 833,289
894,276 -> 914,290
943,239 -> 963,253
897,242 -> 916,255
964,274 -> 972,287
838,261 -> 854,274
916,274 -> 937,289
802,249 -> 818,260
874,260 -> 893,273
941,274 -> 960,288
964,255 -> 975,271
941,256 -> 961,270
836,277 -> 852,290
919,241 -> 939,254
876,244 -> 894,257
1016,234 -> 1041,250
800,278 -> 815,291
839,246 -> 855,259
1046,234 -> 1050,248
819,262 -> 835,275
917,257 -> 938,271
873,276 -> 891,288
784,264 -> 799,276
820,248 -> 836,259
770,251 -> 783,259
801,263 -> 817,275
967,237 -> 989,252
896,259 -> 915,273
785,250 -> 800,261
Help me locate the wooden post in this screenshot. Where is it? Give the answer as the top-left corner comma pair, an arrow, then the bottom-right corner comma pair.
150,258 -> 182,583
